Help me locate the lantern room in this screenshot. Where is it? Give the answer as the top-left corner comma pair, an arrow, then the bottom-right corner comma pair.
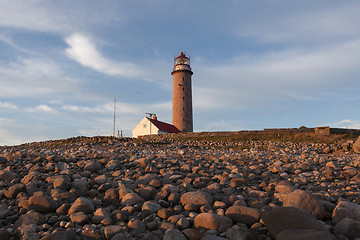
173,52 -> 192,72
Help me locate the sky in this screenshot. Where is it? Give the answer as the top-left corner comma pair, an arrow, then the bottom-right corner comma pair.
1,0 -> 360,145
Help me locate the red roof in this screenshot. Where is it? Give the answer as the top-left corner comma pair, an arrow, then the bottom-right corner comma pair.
175,51 -> 188,59
148,118 -> 180,133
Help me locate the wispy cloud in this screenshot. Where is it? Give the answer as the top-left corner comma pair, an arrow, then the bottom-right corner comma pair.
65,34 -> 141,77
331,119 -> 360,129
26,104 -> 57,113
62,101 -> 171,115
0,102 -> 18,109
0,1 -> 126,34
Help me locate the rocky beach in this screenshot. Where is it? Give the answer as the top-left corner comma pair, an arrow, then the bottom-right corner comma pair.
0,133 -> 360,240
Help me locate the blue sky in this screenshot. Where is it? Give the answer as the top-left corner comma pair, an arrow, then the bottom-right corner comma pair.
1,0 -> 360,145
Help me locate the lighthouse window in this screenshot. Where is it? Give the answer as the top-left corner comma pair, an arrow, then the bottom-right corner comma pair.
183,97 -> 184,100
183,118 -> 185,122
183,87 -> 184,91
183,107 -> 185,111
183,77 -> 184,81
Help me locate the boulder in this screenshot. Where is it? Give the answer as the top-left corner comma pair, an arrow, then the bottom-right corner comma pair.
142,200 -> 161,213
180,191 -> 213,211
53,175 -> 70,190
0,156 -> 8,163
40,229 -> 79,240
0,204 -> 9,219
333,218 -> 360,240
103,188 -> 120,206
275,190 -> 325,219
0,168 -> 14,182
225,206 -> 260,226
353,136 -> 360,153
72,179 -> 89,193
275,181 -> 295,193
14,210 -> 45,229
137,186 -> 157,200
194,213 -> 233,233
28,194 -> 59,213
226,225 -> 249,240
0,228 -> 10,240
181,229 -> 201,240
104,225 -> 123,239
121,193 -> 144,206
92,208 -> 112,224
332,200 -> 360,225
163,228 -> 187,240
128,218 -> 146,234
68,197 -> 94,215
276,229 -> 336,240
70,212 -> 89,225
260,207 -> 326,237
5,183 -> 26,199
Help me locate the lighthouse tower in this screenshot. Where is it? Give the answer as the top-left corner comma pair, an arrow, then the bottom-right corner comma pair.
172,52 -> 193,132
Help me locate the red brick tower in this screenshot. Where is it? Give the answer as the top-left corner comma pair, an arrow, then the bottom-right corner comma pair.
171,52 -> 193,132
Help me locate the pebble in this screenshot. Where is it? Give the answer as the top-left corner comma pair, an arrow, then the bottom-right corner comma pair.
0,135 -> 358,239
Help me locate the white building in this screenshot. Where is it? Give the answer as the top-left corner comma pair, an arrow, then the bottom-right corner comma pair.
132,115 -> 180,138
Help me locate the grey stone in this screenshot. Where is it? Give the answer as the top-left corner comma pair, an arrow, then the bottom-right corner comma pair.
14,210 -> 45,229
70,212 -> 89,225
333,218 -> 360,240
104,225 -> 123,239
163,228 -> 187,240
40,229 -> 79,240
121,193 -> 145,206
333,200 -> 360,225
5,183 -> 26,199
276,229 -> 336,240
260,207 -> 326,237
275,189 -> 325,219
0,168 -> 14,182
0,228 -> 10,240
226,226 -> 249,240
28,194 -> 59,213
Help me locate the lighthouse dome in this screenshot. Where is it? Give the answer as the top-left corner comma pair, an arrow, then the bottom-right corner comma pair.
173,52 -> 191,71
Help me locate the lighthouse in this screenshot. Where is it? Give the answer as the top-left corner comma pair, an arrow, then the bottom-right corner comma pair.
172,52 -> 193,132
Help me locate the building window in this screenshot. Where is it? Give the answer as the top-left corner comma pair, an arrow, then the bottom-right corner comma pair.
143,124 -> 147,128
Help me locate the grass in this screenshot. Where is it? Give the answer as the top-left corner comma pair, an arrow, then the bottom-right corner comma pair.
138,130 -> 359,145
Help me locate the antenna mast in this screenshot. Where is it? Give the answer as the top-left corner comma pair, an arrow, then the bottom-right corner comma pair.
113,98 -> 116,137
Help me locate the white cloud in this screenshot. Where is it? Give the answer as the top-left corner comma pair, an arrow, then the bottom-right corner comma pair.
0,1 -> 126,34
26,104 -> 57,113
331,119 -> 360,129
62,100 -> 171,115
0,102 -> 18,109
65,34 -> 141,78
0,0 -> 62,32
